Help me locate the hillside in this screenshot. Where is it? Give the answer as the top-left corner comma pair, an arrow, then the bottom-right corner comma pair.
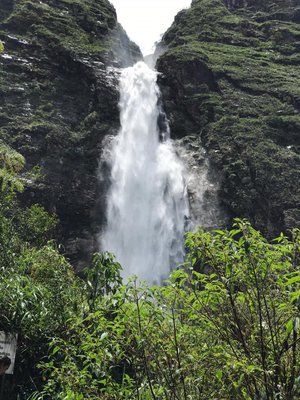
157,0 -> 300,236
0,0 -> 141,267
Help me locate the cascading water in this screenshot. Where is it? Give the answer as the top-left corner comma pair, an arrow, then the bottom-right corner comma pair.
101,61 -> 189,284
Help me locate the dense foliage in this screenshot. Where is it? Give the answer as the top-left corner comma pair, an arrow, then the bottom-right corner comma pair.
32,222 -> 299,400
1,143 -> 299,399
0,141 -> 80,398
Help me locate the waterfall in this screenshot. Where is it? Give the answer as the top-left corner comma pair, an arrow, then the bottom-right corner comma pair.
101,61 -> 189,284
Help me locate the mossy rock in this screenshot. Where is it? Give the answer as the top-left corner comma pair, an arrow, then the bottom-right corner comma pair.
157,0 -> 300,235
0,0 -> 141,267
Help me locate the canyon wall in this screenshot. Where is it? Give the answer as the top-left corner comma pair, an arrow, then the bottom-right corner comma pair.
157,0 -> 300,236
0,0 -> 141,266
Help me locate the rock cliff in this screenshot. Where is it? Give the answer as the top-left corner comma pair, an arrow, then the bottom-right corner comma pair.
0,0 -> 141,266
157,0 -> 300,236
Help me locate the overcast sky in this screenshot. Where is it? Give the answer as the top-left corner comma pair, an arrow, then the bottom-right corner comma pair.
110,0 -> 192,55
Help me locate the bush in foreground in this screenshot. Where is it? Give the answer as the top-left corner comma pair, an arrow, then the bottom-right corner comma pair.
36,221 -> 300,400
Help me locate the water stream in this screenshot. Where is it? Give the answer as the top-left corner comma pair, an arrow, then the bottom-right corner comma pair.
101,61 -> 189,283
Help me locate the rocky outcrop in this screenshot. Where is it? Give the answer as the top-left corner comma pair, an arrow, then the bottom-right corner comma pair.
0,0 -> 142,267
157,0 -> 300,236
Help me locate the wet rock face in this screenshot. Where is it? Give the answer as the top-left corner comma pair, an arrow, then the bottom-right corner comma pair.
157,54 -> 219,139
0,0 -> 142,268
157,0 -> 300,236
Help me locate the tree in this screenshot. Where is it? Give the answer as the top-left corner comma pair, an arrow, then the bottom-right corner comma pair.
37,221 -> 300,399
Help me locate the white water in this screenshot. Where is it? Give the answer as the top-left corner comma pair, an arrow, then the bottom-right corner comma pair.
101,61 -> 189,283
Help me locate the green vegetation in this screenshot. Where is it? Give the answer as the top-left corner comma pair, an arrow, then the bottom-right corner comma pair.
1,0 -> 116,55
35,223 -> 300,400
1,144 -> 299,399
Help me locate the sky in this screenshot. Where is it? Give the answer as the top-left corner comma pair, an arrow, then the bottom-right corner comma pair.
109,0 -> 192,55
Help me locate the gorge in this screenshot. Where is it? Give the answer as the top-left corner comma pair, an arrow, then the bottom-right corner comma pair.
0,0 -> 299,269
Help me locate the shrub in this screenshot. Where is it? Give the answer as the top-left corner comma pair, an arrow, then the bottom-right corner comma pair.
37,220 -> 300,399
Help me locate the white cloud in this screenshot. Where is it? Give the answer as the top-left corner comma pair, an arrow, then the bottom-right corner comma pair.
109,0 -> 191,55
